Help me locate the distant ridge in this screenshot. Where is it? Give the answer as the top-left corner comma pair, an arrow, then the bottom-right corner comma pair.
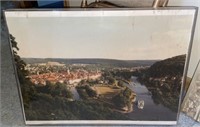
22,58 -> 158,67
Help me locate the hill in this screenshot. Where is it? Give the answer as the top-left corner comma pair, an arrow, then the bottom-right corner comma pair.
22,58 -> 158,68
145,54 -> 186,78
138,54 -> 186,112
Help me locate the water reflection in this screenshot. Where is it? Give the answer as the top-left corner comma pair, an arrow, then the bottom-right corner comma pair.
125,76 -> 177,120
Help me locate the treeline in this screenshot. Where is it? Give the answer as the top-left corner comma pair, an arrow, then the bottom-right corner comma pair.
111,69 -> 144,80
35,81 -> 73,99
102,69 -> 145,84
25,93 -> 130,120
76,85 -> 97,99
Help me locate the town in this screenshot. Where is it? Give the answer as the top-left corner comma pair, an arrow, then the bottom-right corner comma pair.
26,62 -> 101,85
25,61 -> 147,86
28,69 -> 101,85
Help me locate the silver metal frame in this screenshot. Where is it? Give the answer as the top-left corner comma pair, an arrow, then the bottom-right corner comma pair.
182,59 -> 200,121
3,7 -> 198,125
177,6 -> 198,124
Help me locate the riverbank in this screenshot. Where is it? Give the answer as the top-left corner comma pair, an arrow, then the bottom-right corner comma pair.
126,76 -> 177,120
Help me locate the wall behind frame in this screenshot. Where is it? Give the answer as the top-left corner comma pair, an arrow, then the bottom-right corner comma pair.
169,0 -> 200,79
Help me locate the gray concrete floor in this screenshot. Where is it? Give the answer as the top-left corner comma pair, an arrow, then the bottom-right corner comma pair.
0,1 -> 200,127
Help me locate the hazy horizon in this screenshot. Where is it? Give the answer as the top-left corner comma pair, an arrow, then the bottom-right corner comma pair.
21,53 -> 186,61
21,57 -> 162,61
6,11 -> 194,60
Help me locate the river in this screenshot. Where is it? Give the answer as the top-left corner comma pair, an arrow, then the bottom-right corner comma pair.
70,87 -> 80,100
69,83 -> 80,100
125,76 -> 177,121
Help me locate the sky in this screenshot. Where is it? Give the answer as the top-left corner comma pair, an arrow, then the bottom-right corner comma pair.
6,11 -> 194,60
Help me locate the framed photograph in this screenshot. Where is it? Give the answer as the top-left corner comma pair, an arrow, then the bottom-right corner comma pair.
4,8 -> 197,125
182,60 -> 200,122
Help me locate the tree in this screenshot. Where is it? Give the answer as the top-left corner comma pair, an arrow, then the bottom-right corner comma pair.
112,88 -> 133,109
123,87 -> 132,98
77,88 -> 89,99
50,82 -> 73,98
117,80 -> 124,87
107,77 -> 116,85
85,85 -> 97,97
10,34 -> 36,108
10,34 -> 28,78
112,93 -> 127,108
